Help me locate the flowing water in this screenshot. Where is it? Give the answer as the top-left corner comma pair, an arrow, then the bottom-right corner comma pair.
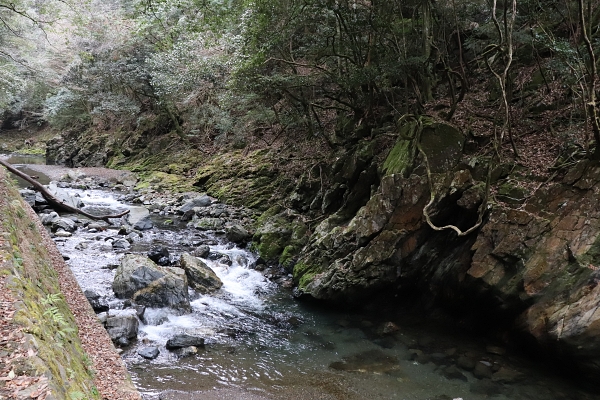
6,155 -> 600,400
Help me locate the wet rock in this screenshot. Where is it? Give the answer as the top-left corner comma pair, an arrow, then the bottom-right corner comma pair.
442,365 -> 468,381
134,215 -> 154,231
191,217 -> 224,231
105,309 -> 139,346
141,309 -> 170,326
178,196 -> 213,214
166,334 -> 205,349
192,245 -> 210,258
179,253 -> 223,294
172,346 -> 199,358
180,209 -> 196,222
408,349 -> 430,364
148,246 -> 170,264
84,289 -> 109,313
113,254 -> 191,313
19,189 -> 37,207
138,347 -> 160,360
52,217 -> 76,232
112,238 -> 131,250
218,255 -> 232,266
40,211 -> 59,225
54,229 -> 72,238
456,355 -> 476,371
473,361 -> 493,379
226,224 -> 251,243
329,349 -> 401,375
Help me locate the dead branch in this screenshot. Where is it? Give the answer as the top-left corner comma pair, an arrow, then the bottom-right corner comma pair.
0,159 -> 130,223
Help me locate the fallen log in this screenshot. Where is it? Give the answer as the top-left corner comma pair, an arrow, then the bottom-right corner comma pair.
0,159 -> 130,223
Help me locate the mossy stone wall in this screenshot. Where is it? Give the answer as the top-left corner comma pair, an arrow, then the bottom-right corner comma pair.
0,169 -> 100,399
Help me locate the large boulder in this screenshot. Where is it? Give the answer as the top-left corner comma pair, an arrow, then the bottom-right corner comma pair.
226,224 -> 251,244
179,253 -> 223,294
112,254 -> 191,313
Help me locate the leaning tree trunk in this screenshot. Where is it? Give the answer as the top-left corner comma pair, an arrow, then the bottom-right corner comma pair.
0,159 -> 130,223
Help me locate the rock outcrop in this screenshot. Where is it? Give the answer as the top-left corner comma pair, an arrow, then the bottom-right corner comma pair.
292,117 -> 600,378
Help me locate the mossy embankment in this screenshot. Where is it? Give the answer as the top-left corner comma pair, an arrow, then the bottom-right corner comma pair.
0,168 -> 137,399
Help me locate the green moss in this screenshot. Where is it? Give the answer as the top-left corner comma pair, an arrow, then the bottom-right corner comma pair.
0,171 -> 100,399
293,262 -> 321,291
382,138 -> 413,176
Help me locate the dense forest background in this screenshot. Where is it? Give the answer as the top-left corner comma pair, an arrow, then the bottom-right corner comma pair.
0,0 -> 599,169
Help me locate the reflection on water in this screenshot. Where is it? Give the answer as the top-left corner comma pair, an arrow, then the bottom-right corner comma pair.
33,175 -> 600,400
1,154 -> 51,185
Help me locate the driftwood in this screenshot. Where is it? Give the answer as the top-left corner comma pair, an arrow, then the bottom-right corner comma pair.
0,159 -> 130,223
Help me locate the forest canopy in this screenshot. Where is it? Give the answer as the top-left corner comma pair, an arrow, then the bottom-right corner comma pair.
1,0 -> 599,158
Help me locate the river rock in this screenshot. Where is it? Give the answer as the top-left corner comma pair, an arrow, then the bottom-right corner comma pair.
51,217 -> 77,233
105,309 -> 139,346
112,238 -> 131,250
138,347 -> 160,360
226,224 -> 250,243
456,355 -> 476,371
166,334 -> 205,349
112,254 -> 191,313
442,365 -> 468,381
134,215 -> 154,231
84,289 -> 109,313
179,253 -> 223,294
172,346 -> 199,358
19,189 -> 37,207
178,196 -> 212,214
329,349 -> 401,375
148,246 -> 170,265
192,245 -> 210,258
473,361 -> 493,379
54,229 -> 72,238
191,217 -> 223,231
40,211 -> 59,225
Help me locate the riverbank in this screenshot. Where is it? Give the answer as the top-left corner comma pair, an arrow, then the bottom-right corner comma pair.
0,166 -> 140,400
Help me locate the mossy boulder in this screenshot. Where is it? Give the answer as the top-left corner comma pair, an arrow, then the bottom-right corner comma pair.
252,206 -> 308,268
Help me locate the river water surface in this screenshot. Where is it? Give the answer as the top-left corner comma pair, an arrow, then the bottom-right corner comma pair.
5,155 -> 600,400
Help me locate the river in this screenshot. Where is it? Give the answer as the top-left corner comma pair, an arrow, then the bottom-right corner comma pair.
4,154 -> 600,400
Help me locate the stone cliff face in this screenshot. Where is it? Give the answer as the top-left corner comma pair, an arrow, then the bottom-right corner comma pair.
293,118 -> 600,377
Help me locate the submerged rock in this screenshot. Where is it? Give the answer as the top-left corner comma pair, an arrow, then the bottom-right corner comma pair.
112,254 -> 191,313
166,334 -> 205,349
134,215 -> 154,231
329,349 -> 401,375
179,253 -> 223,294
138,347 -> 160,360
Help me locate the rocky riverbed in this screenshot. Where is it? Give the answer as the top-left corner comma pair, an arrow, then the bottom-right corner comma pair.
5,157 -> 600,399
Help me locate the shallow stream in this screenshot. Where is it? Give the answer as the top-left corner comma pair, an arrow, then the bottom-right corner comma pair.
5,155 -> 600,400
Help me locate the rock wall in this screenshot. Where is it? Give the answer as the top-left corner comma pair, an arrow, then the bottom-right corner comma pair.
293,118 -> 600,379
0,168 -> 139,399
